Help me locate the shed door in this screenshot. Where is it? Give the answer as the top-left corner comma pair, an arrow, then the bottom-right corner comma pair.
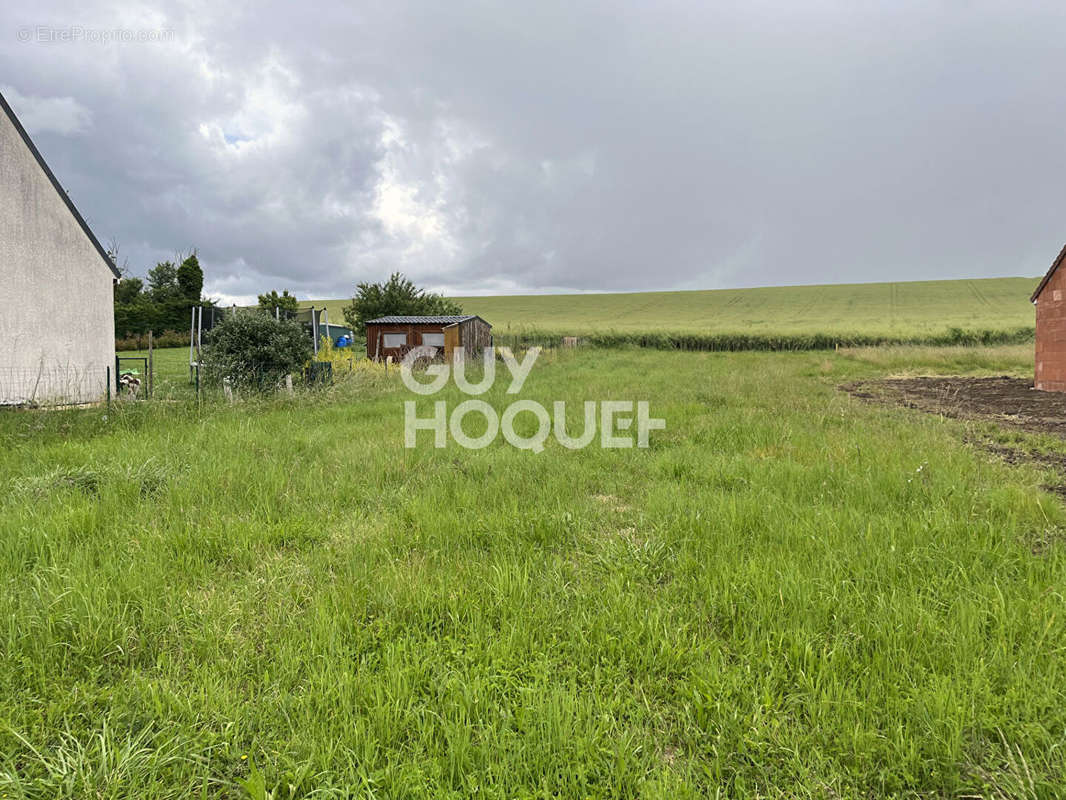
443,325 -> 460,360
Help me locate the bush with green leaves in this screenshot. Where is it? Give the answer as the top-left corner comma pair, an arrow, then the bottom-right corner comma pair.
201,312 -> 312,391
257,289 -> 300,314
343,272 -> 462,329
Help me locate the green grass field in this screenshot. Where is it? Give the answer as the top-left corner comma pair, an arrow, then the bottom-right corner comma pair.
2,343 -> 1064,797
305,276 -> 1039,337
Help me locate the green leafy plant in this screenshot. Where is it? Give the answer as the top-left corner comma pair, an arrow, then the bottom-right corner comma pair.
343,272 -> 462,330
201,312 -> 312,391
257,290 -> 300,315
114,276 -> 144,304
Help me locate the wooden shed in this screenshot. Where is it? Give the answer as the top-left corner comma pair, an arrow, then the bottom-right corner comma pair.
365,315 -> 492,361
1032,244 -> 1066,391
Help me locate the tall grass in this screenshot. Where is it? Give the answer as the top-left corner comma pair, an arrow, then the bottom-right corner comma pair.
562,325 -> 1035,352
837,343 -> 1034,376
0,346 -> 1063,797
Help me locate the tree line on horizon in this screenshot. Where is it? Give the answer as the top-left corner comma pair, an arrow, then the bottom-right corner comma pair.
114,251 -> 459,343
113,251 -> 207,337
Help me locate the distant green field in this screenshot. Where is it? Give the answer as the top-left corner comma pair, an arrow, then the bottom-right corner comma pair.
305,276 -> 1039,337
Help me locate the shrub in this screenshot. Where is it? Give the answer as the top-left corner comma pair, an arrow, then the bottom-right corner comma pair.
343,273 -> 462,330
258,290 -> 300,314
114,298 -> 202,338
201,313 -> 312,391
116,330 -> 191,351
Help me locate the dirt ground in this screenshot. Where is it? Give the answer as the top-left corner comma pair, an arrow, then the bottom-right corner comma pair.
841,376 -> 1066,438
842,376 -> 1066,498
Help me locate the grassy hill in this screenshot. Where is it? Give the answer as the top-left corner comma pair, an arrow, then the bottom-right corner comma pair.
304,276 -> 1039,338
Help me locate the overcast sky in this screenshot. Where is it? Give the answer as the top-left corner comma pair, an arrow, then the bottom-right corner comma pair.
3,1 -> 1065,303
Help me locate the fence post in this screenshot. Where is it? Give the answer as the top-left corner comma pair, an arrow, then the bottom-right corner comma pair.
106,366 -> 111,414
148,330 -> 154,398
189,306 -> 196,383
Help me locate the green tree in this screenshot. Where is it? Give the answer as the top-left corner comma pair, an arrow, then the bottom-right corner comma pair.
114,277 -> 144,304
147,261 -> 180,302
202,312 -> 312,391
114,250 -> 208,337
343,273 -> 462,330
176,253 -> 204,300
257,290 -> 300,315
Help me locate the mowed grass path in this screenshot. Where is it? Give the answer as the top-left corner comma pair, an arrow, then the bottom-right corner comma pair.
1,346 -> 1064,797
305,276 -> 1039,337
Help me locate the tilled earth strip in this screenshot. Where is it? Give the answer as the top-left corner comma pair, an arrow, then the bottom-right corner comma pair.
841,375 -> 1066,499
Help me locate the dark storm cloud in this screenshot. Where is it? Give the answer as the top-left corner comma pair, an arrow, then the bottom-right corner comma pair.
3,0 -> 1065,301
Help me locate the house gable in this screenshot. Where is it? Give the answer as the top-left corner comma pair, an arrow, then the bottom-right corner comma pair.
0,89 -> 119,279
1031,243 -> 1066,304
0,88 -> 117,404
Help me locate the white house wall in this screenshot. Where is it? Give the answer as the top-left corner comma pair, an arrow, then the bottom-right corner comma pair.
0,105 -> 115,405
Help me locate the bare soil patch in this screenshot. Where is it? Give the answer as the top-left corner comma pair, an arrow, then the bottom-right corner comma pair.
842,376 -> 1066,498
841,376 -> 1066,438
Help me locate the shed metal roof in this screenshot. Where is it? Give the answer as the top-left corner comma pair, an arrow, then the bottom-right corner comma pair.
365,315 -> 490,326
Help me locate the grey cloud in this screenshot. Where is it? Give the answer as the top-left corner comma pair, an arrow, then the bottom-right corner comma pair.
2,0 -> 1065,302
1,85 -> 92,135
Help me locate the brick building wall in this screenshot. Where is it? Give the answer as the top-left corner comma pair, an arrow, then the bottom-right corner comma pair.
1035,264 -> 1066,391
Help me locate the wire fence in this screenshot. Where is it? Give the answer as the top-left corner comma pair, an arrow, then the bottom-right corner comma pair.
0,366 -> 112,407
